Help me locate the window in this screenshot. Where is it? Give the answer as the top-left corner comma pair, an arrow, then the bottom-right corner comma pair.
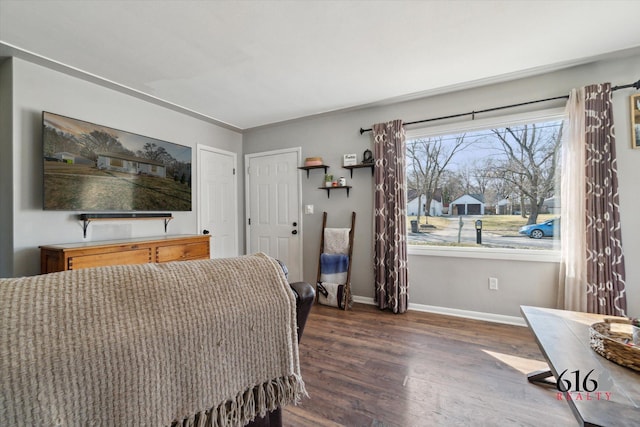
110,158 -> 123,167
406,109 -> 564,255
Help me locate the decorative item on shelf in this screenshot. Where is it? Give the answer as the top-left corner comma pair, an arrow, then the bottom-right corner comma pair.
332,180 -> 338,187
304,156 -> 324,166
589,317 -> 640,372
324,174 -> 334,187
343,153 -> 357,166
338,176 -> 346,186
362,149 -> 373,164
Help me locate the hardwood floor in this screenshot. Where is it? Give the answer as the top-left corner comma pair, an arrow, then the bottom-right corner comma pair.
284,303 -> 575,426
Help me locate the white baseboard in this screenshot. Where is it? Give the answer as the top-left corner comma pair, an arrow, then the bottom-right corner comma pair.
351,295 -> 526,327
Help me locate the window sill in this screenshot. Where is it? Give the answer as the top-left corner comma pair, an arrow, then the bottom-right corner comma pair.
407,244 -> 560,263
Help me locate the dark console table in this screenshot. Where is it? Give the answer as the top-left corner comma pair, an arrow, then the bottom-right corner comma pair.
521,306 -> 640,426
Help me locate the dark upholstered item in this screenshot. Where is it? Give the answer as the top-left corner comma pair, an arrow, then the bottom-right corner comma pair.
289,281 -> 315,342
245,280 -> 314,427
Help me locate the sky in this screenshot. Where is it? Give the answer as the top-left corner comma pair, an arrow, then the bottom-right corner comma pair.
43,112 -> 192,163
407,120 -> 563,172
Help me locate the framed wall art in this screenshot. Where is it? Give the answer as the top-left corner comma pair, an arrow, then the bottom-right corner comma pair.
43,111 -> 192,211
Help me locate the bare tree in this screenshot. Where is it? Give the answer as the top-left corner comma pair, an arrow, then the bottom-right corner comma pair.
471,159 -> 494,197
139,143 -> 172,163
457,164 -> 476,194
406,151 -> 427,225
489,168 -> 518,215
457,158 -> 496,196
439,170 -> 465,211
406,134 -> 471,224
80,130 -> 130,161
491,123 -> 562,224
43,126 -> 78,156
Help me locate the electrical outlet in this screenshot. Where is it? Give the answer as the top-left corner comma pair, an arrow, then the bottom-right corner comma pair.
489,277 -> 499,290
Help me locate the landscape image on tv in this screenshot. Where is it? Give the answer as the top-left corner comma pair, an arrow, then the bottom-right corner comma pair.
43,112 -> 192,211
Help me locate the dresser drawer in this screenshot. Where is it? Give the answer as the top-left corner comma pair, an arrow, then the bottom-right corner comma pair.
68,248 -> 152,270
156,241 -> 210,262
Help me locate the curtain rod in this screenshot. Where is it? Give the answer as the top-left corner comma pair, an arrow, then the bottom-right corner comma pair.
359,78 -> 640,135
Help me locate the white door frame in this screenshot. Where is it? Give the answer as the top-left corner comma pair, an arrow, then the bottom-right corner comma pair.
197,144 -> 239,256
244,147 -> 302,271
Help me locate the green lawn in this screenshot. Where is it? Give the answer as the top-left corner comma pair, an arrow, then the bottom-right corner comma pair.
44,163 -> 191,210
408,214 -> 557,236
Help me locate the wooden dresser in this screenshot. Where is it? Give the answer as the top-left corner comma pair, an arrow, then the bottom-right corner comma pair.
40,235 -> 211,274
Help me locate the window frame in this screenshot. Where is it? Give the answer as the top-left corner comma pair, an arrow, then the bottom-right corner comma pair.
405,107 -> 565,262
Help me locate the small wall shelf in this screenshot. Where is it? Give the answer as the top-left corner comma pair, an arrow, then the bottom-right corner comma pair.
78,213 -> 173,238
298,164 -> 329,178
343,163 -> 374,178
318,186 -> 352,198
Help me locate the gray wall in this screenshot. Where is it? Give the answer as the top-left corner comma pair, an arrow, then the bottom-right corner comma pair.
244,52 -> 640,318
1,57 -> 243,277
0,59 -> 13,276
2,51 -> 640,319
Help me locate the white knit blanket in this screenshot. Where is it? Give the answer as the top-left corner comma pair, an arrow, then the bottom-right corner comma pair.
323,228 -> 351,255
0,253 -> 305,426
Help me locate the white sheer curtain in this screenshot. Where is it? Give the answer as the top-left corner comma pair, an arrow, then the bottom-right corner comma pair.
558,88 -> 587,312
558,84 -> 627,315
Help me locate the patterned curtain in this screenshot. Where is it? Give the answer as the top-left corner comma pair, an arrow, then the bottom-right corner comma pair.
584,83 -> 626,316
372,120 -> 408,314
559,83 -> 627,316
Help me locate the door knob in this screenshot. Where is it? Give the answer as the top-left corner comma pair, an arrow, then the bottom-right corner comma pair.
292,230 -> 298,235
202,229 -> 210,235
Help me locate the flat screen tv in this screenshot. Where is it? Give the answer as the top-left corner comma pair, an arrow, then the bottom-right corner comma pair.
43,112 -> 192,211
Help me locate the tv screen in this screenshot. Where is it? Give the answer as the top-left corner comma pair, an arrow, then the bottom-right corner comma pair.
43,112 -> 192,211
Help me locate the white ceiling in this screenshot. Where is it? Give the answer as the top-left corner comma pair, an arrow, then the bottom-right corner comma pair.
1,0 -> 640,131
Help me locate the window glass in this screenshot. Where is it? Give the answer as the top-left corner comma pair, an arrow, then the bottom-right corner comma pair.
406,114 -> 563,251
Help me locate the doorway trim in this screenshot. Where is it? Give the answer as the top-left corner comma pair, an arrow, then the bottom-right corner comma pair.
197,144 -> 239,257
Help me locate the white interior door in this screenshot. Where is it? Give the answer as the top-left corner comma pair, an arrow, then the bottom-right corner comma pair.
198,145 -> 238,258
245,148 -> 302,281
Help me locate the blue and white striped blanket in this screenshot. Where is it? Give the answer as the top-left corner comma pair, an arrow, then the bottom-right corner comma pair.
319,253 -> 349,285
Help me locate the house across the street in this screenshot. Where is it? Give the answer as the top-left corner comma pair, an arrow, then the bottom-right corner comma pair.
449,194 -> 485,215
96,153 -> 166,178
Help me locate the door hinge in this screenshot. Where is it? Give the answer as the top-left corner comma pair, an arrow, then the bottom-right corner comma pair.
233,168 -> 236,175
248,218 -> 251,225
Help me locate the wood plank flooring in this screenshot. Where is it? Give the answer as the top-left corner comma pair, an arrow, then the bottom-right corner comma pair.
284,303 -> 575,426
